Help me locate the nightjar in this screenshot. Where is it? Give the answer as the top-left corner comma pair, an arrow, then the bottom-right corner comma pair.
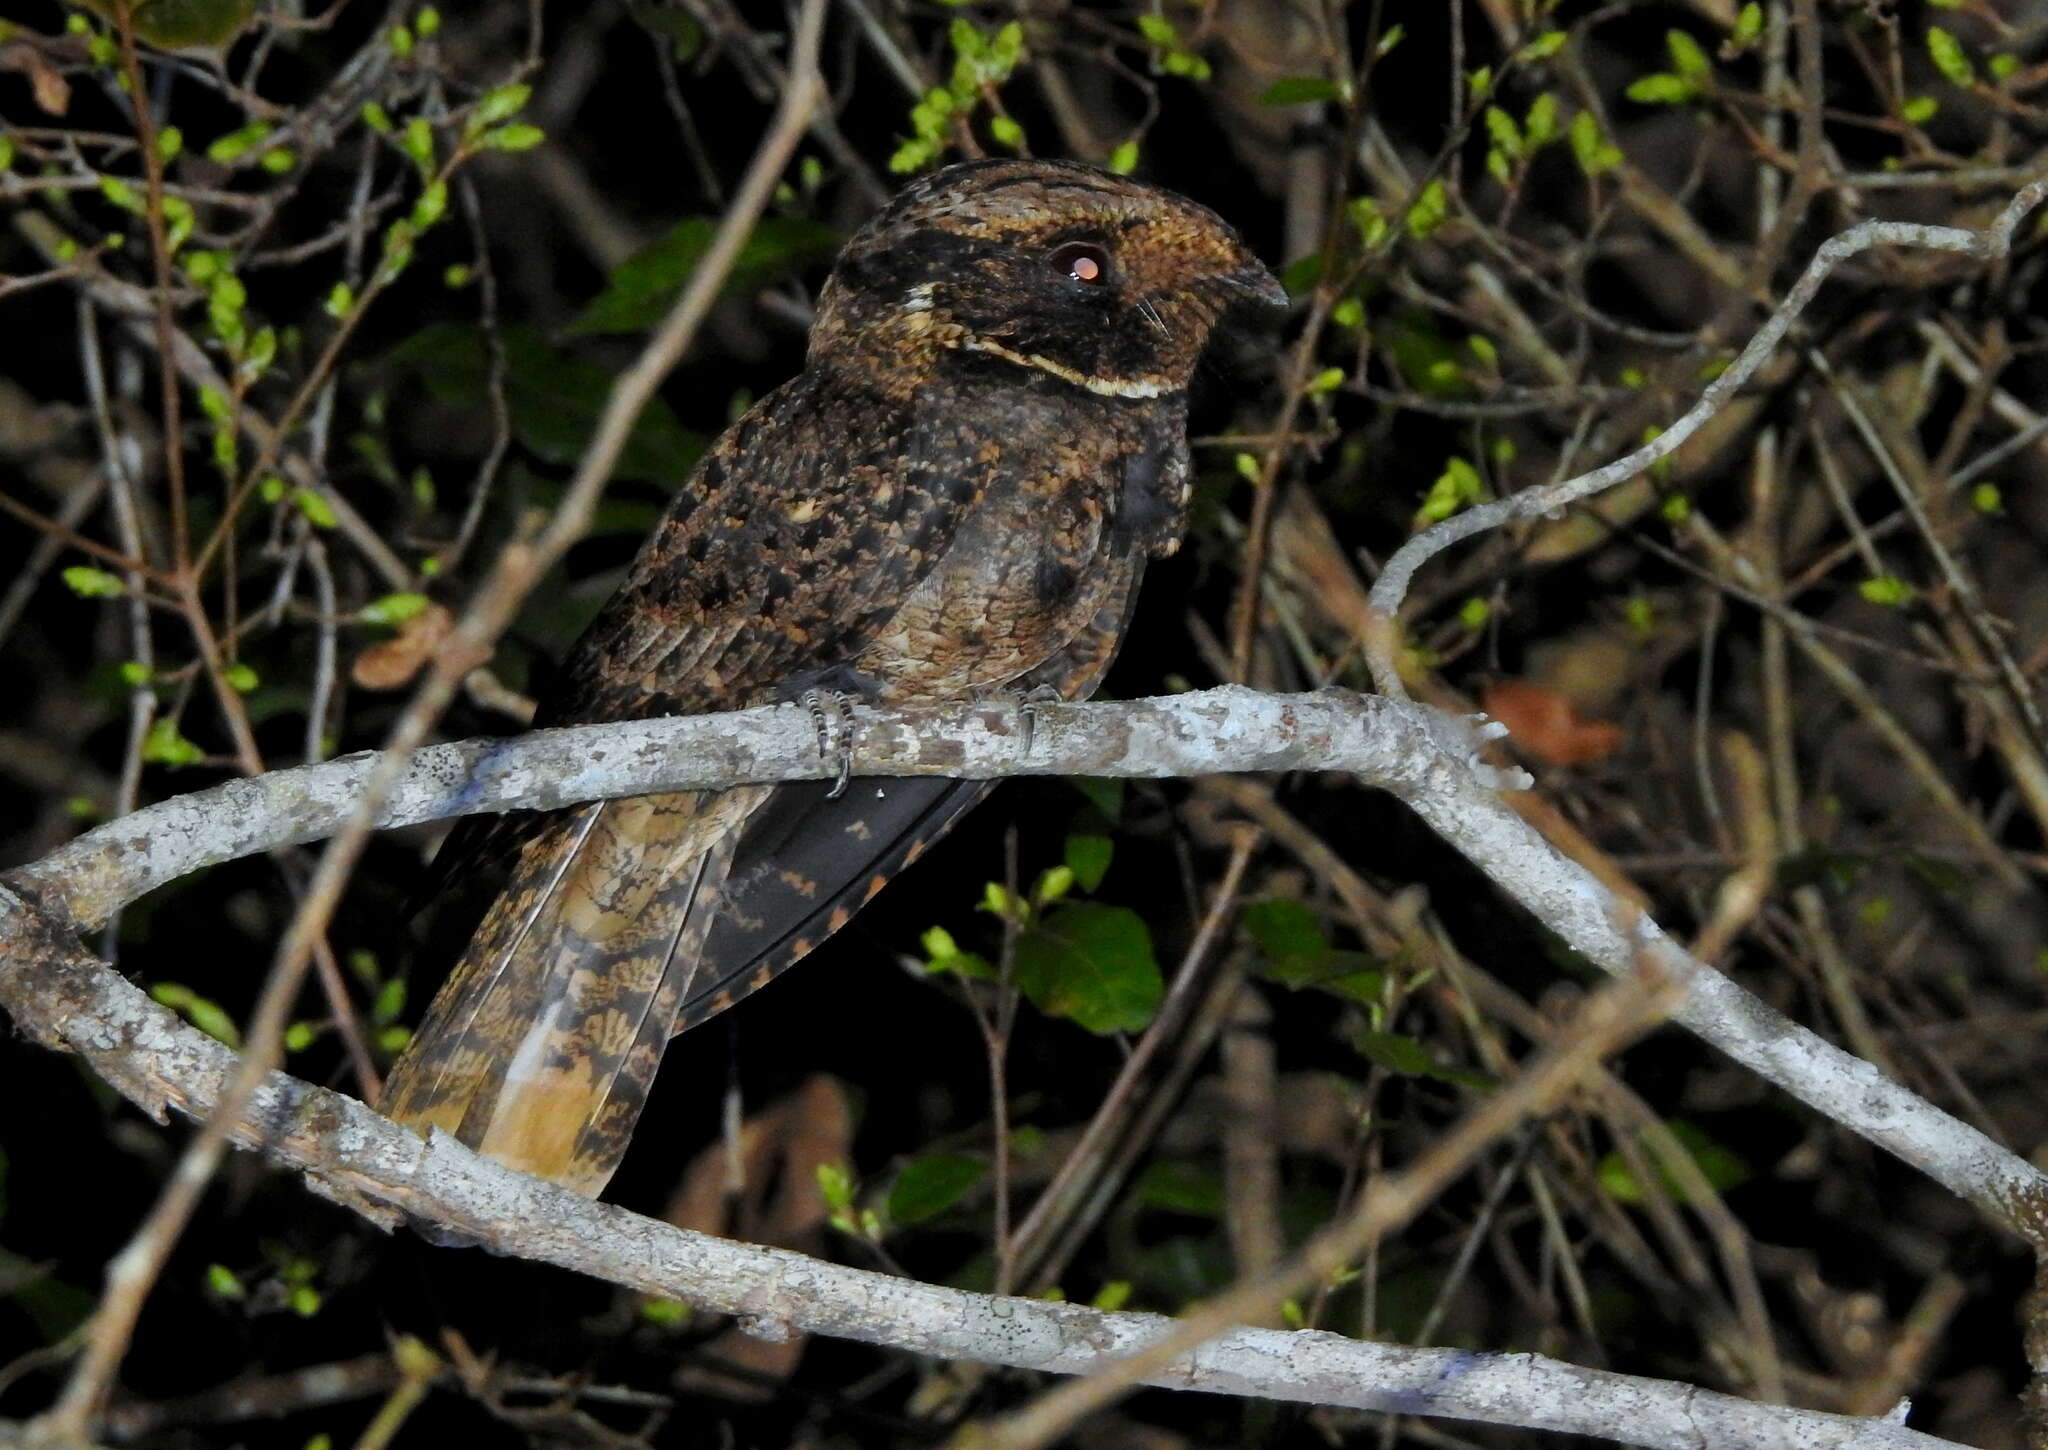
381,158 -> 1285,1195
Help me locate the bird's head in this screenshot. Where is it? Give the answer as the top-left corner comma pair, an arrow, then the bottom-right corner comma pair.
812,158 -> 1286,399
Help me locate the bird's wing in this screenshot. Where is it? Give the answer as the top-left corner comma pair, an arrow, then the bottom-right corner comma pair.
668,562 -> 1148,1036
379,377 -> 1003,1193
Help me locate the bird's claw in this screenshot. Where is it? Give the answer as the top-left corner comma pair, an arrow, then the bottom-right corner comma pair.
802,688 -> 858,799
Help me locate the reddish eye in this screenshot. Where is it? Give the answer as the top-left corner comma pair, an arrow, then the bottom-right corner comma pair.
1050,241 -> 1111,286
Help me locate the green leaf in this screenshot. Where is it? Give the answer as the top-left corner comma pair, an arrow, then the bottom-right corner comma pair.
293,488 -> 337,529
1404,178 -> 1449,239
1731,3 -> 1764,48
1106,139 -> 1139,175
1901,94 -> 1939,124
473,82 -> 532,127
1063,834 -> 1113,892
1483,105 -> 1522,159
206,121 -> 270,164
1665,28 -> 1711,80
151,982 -> 240,1045
1134,1159 -> 1223,1216
1243,899 -> 1385,1002
1570,109 -> 1622,174
1926,27 -> 1976,88
1351,1029 -> 1435,1076
360,591 -> 430,625
1597,1120 -> 1751,1204
124,0 -> 255,48
141,718 -> 204,768
1013,902 -> 1162,1034
480,123 -> 545,152
1859,573 -> 1915,607
1260,76 -> 1340,106
887,1154 -> 986,1224
1625,72 -> 1696,105
1523,92 -> 1559,147
1136,14 -> 1177,46
205,1263 -> 245,1299
386,324 -> 705,483
571,217 -> 841,335
62,566 -> 123,599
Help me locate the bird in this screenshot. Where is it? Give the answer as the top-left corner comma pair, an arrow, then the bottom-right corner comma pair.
378,157 -> 1286,1196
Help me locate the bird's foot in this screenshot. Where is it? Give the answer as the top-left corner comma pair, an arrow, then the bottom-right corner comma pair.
777,663 -> 885,801
974,682 -> 1065,759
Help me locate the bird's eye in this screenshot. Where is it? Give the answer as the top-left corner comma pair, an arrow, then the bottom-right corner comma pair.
1049,241 -> 1111,286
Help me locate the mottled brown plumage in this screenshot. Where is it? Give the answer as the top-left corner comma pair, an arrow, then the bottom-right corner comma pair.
380,159 -> 1284,1195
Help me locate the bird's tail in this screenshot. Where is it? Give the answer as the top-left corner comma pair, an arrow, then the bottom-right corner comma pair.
379,788 -> 761,1196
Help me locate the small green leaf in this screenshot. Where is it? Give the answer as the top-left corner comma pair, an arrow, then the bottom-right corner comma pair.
151,982 -> 240,1045
62,566 -> 123,599
1518,29 -> 1565,62
401,117 -> 435,168
206,121 -> 270,164
1665,28 -> 1711,80
1459,596 -> 1490,629
1417,455 -> 1485,522
293,488 -> 338,529
1063,834 -> 1113,892
361,101 -> 393,133
156,126 -> 183,162
1926,27 -> 1976,88
1971,483 -> 2003,514
1090,1280 -> 1132,1311
142,718 -> 205,768
1597,1121 -> 1751,1204
1136,14 -> 1177,46
1625,72 -> 1696,105
988,113 -> 1024,150
816,1162 -> 854,1211
1859,573 -> 1915,606
416,5 -> 441,36
1404,178 -> 1449,239
205,1264 -> 245,1299
1483,106 -> 1522,159
640,1297 -> 687,1325
223,662 -> 258,693
1570,110 -> 1622,174
1523,92 -> 1559,147
1106,139 -> 1139,175
287,1284 -> 322,1318
1013,903 -> 1162,1034
1352,1028 -> 1434,1076
1034,865 -> 1075,907
887,1154 -> 986,1225
98,175 -> 142,213
480,123 -> 545,151
284,1021 -> 318,1052
1731,3 -> 1763,48
1260,76 -> 1341,106
1901,95 -> 1939,124
325,281 -> 354,318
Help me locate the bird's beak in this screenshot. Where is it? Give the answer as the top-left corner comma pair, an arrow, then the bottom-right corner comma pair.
1219,257 -> 1289,311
